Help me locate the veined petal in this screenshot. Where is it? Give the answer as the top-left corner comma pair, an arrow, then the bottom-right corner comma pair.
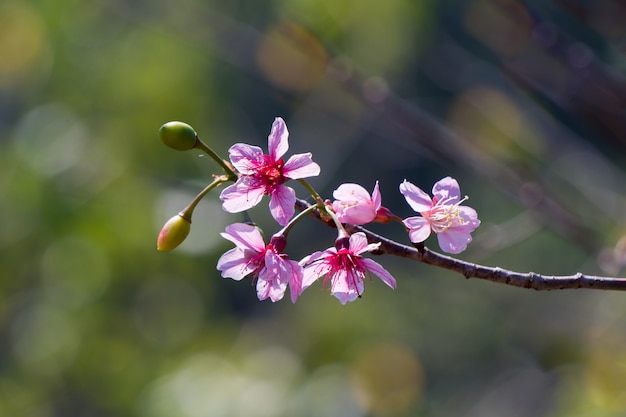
283,153 -> 321,179
432,176 -> 461,202
269,185 -> 296,226
400,180 -> 433,213
348,232 -> 370,254
362,258 -> 396,289
216,248 -> 256,280
349,232 -> 380,255
403,216 -> 432,243
220,223 -> 266,252
333,183 -> 371,203
268,117 -> 289,161
330,270 -> 363,304
300,250 -> 333,290
220,181 -> 265,213
228,143 -> 264,174
257,251 -> 288,302
288,260 -> 303,303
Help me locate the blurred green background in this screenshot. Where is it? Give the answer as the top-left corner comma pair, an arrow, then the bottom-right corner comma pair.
3,0 -> 626,416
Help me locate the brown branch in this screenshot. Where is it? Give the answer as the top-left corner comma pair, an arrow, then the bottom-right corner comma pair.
295,199 -> 626,291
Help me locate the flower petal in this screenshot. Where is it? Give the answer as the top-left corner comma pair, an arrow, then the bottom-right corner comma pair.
228,143 -> 264,174
362,258 -> 396,289
300,249 -> 335,286
333,183 -> 371,203
268,117 -> 289,161
349,232 -> 380,255
288,260 -> 304,303
220,223 -> 266,251
301,255 -> 331,290
371,181 -> 382,210
220,180 -> 265,213
437,228 -> 473,254
459,206 -> 481,228
432,176 -> 461,202
399,180 -> 433,213
334,203 -> 376,225
269,185 -> 296,226
330,270 -> 363,304
216,248 -> 256,280
403,216 -> 432,243
257,251 -> 288,302
283,153 -> 321,179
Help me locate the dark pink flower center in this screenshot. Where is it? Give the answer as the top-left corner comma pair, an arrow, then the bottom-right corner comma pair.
244,243 -> 289,279
255,155 -> 286,194
323,249 -> 367,297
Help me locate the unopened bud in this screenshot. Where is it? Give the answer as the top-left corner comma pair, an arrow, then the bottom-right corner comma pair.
159,121 -> 198,151
269,233 -> 287,253
157,214 -> 191,251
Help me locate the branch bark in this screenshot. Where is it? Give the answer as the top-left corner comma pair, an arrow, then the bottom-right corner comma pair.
295,199 -> 626,291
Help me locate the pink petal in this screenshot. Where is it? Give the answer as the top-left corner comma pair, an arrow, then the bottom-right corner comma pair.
268,117 -> 289,161
432,176 -> 461,202
399,180 -> 433,213
459,206 -> 480,228
349,232 -> 380,255
300,249 -> 335,289
330,270 -> 362,304
301,257 -> 330,290
220,180 -> 265,213
403,216 -> 432,243
257,251 -> 288,302
437,228 -> 473,254
282,153 -> 321,179
334,204 -> 376,225
362,258 -> 396,289
371,181 -> 382,210
269,185 -> 296,226
216,248 -> 256,280
220,223 -> 266,252
348,232 -> 370,254
288,260 -> 303,303
333,183 -> 371,203
228,143 -> 264,174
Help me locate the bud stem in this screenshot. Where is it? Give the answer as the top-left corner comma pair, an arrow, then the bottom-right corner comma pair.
193,138 -> 238,181
179,178 -> 224,221
297,179 -> 324,206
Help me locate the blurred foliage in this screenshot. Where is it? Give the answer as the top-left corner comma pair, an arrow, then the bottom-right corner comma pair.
3,0 -> 626,416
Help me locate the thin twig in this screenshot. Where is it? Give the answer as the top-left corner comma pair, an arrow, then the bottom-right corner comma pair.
295,199 -> 626,291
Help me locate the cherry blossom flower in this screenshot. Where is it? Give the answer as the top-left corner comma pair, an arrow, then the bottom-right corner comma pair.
331,181 -> 394,225
216,223 -> 303,303
299,232 -> 396,304
399,177 -> 480,254
220,118 -> 320,225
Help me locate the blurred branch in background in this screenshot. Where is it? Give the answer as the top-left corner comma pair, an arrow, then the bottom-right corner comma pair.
127,0 -> 626,267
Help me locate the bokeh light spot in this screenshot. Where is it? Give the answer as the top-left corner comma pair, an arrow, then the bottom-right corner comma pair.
351,342 -> 423,416
257,22 -> 329,92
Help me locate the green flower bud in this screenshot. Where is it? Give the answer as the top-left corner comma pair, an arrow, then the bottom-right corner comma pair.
159,121 -> 198,151
157,214 -> 191,251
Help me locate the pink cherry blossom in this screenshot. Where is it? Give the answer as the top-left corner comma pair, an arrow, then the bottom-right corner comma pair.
399,177 -> 480,254
216,223 -> 303,303
331,181 -> 394,225
299,232 -> 396,304
220,118 -> 320,225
